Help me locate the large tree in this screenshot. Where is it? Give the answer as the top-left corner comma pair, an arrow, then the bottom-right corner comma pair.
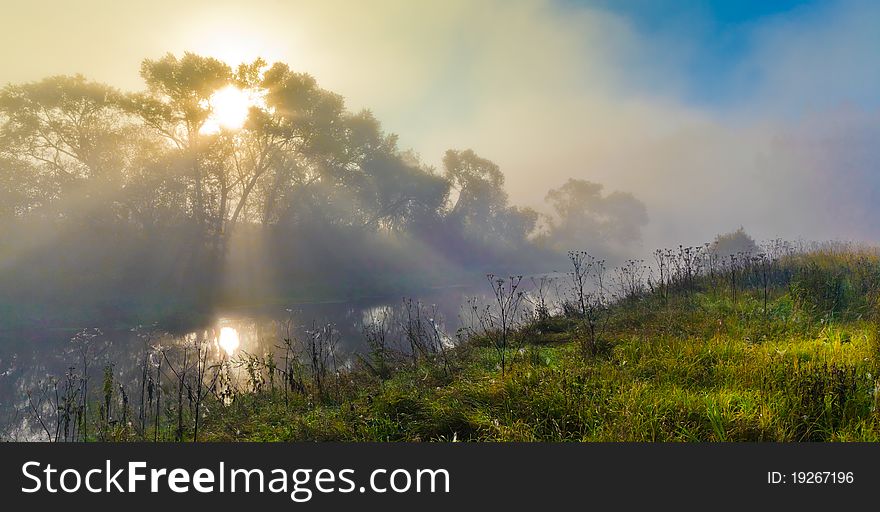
543,178 -> 648,255
442,149 -> 536,246
127,52 -> 234,238
0,75 -> 136,221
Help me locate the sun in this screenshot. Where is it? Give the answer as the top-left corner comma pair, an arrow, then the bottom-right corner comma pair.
201,85 -> 265,134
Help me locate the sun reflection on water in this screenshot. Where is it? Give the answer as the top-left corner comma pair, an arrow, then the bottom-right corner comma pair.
217,326 -> 241,356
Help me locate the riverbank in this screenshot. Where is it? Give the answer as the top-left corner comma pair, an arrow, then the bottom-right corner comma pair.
194,248 -> 880,441
12,246 -> 880,442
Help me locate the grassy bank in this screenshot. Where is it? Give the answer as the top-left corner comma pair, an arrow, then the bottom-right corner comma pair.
192,248 -> 880,442
18,245 -> 880,442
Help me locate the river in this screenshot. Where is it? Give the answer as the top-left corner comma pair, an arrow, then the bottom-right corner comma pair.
1,279 -> 567,439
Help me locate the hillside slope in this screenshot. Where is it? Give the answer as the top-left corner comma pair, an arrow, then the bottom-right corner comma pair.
197,248 -> 880,442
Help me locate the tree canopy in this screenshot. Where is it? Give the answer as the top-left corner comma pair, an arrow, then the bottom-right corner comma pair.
0,53 -> 648,320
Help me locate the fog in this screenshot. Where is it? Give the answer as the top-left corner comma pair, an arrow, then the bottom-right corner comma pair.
1,0 -> 878,329
0,56 -> 647,329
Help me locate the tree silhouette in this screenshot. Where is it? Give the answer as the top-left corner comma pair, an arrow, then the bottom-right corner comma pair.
0,53 -> 648,328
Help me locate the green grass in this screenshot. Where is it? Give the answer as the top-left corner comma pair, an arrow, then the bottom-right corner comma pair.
185,253 -> 880,441
72,249 -> 880,442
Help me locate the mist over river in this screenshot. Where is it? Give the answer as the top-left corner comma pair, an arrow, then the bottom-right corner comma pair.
0,284 -> 494,439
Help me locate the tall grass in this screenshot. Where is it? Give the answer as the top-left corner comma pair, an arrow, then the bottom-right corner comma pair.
17,241 -> 880,442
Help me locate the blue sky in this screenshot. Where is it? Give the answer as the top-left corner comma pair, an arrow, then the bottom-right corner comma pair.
559,0 -> 871,109
576,0 -> 814,27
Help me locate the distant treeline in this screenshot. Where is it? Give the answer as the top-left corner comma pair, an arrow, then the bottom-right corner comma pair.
0,53 -> 646,327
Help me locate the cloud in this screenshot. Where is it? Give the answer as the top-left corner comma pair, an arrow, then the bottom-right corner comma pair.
735,0 -> 880,114
366,0 -> 880,251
